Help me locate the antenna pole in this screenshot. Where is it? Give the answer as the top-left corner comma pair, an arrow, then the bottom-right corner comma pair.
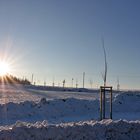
117,77 -> 120,91
31,74 -> 34,84
52,77 -> 55,87
72,78 -> 74,88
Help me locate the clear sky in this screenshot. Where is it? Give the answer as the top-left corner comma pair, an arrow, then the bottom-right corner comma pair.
0,0 -> 140,89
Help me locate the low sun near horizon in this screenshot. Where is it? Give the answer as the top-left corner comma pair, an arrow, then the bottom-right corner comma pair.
0,61 -> 10,76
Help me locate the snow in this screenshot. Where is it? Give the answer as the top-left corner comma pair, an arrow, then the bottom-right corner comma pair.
112,91 -> 140,120
113,91 -> 140,112
0,84 -> 140,139
0,119 -> 140,140
0,97 -> 99,125
0,84 -> 42,104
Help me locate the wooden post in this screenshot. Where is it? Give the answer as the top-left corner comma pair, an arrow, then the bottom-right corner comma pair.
100,88 -> 103,120
110,87 -> 113,119
103,87 -> 105,119
100,86 -> 113,120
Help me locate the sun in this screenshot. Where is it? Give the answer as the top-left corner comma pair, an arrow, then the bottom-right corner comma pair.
0,61 -> 10,76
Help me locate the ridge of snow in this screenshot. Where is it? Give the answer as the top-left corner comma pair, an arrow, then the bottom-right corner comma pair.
0,98 -> 99,125
0,119 -> 139,140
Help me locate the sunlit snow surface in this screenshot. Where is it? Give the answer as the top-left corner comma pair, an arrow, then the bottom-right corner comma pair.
0,84 -> 139,140
0,85 -> 99,103
0,85 -> 42,104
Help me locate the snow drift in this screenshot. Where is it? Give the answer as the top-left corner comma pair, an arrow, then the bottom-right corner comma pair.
0,98 -> 99,125
0,119 -> 139,140
0,91 -> 140,125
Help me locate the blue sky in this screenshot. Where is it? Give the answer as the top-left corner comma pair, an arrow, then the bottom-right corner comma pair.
0,0 -> 140,89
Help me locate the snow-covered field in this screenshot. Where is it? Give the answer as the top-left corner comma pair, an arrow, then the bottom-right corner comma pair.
0,84 -> 140,139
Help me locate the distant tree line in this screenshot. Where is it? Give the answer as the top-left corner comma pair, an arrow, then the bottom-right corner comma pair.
0,74 -> 31,85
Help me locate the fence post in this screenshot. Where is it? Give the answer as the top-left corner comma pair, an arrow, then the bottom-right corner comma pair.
100,86 -> 113,120
100,87 -> 103,120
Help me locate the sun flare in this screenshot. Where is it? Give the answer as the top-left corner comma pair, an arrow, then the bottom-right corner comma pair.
0,61 -> 10,76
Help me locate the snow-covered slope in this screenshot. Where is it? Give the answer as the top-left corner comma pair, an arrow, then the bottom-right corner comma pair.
113,92 -> 140,112
0,84 -> 42,104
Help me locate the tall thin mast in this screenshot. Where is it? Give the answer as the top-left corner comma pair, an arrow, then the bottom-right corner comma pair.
83,72 -> 85,88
